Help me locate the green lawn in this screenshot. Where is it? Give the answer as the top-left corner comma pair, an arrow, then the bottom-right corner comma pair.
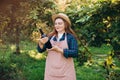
0,42 -> 120,80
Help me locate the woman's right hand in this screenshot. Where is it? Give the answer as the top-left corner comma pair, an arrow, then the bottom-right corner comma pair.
39,37 -> 49,45
39,37 -> 49,48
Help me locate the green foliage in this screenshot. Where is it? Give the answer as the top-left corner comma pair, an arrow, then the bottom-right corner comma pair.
0,48 -> 19,80
77,66 -> 105,80
66,0 -> 120,52
0,46 -> 45,80
29,0 -> 55,25
89,44 -> 113,54
0,41 -> 120,80
0,0 -> 120,79
0,0 -> 55,54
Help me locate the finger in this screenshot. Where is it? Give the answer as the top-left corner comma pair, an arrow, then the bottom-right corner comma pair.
42,37 -> 48,40
47,48 -> 54,51
47,49 -> 50,51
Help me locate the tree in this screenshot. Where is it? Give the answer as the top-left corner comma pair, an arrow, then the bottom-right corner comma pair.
65,0 -> 120,52
0,0 -> 55,54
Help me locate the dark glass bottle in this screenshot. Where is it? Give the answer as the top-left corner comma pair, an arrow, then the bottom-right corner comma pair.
39,29 -> 47,38
39,29 -> 52,49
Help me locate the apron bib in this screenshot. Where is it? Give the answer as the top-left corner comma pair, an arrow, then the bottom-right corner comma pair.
44,35 -> 76,80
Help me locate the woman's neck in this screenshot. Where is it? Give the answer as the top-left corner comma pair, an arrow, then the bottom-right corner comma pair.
57,32 -> 64,41
58,31 -> 65,34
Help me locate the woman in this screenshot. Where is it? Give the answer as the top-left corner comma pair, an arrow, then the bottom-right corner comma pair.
37,13 -> 78,80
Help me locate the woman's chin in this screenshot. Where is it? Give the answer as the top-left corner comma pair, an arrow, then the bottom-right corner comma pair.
56,30 -> 61,32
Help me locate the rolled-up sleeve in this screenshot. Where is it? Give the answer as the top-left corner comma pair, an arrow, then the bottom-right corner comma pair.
63,35 -> 78,58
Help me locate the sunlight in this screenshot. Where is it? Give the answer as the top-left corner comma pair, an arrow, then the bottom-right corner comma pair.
28,50 -> 46,60
10,44 -> 16,51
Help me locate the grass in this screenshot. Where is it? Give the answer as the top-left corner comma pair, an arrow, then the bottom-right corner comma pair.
76,44 -> 120,80
0,42 -> 120,80
76,66 -> 105,80
0,41 -> 45,80
89,44 -> 113,54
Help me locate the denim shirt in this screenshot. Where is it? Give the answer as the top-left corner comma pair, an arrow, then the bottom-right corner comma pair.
37,33 -> 78,58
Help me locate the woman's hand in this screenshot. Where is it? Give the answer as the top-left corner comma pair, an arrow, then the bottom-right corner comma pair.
39,37 -> 49,44
39,37 -> 49,48
48,45 -> 63,54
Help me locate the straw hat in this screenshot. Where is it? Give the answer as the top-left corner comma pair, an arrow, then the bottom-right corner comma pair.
52,13 -> 71,27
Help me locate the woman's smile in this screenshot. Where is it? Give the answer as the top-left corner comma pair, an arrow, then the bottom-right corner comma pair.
54,18 -> 65,33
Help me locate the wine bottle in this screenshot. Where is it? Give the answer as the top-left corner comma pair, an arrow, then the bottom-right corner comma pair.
39,29 -> 47,38
39,28 -> 52,49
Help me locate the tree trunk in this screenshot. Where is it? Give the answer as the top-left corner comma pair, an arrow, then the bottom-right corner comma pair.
15,26 -> 20,54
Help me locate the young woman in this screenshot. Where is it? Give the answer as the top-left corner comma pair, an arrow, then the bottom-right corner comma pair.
37,13 -> 78,80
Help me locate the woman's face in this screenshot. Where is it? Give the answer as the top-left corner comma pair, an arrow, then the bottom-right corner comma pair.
54,18 -> 65,33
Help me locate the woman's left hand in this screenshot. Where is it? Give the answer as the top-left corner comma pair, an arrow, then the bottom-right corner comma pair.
48,45 -> 63,53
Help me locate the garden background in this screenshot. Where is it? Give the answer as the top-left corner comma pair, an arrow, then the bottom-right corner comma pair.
0,0 -> 120,80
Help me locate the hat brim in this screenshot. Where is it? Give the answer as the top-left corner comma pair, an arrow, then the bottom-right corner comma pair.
52,13 -> 71,27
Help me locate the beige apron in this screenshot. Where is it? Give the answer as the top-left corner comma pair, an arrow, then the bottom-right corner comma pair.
44,35 -> 76,80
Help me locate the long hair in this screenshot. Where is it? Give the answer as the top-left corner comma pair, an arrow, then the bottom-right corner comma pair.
48,17 -> 78,39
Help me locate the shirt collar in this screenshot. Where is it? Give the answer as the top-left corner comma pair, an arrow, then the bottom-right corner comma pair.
53,33 -> 65,41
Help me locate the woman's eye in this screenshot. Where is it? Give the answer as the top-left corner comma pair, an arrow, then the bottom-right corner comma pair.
55,22 -> 62,25
54,23 -> 57,25
58,22 -> 62,25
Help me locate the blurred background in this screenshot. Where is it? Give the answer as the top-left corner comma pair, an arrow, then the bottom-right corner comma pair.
0,0 -> 120,80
